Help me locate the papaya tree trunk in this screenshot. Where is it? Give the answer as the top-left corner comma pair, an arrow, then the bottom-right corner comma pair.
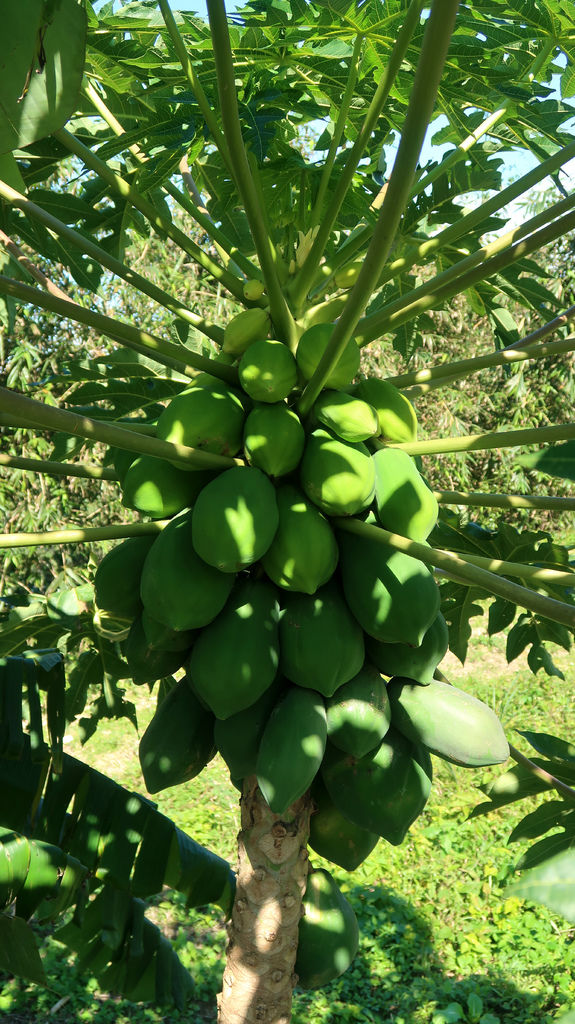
217,776 -> 312,1024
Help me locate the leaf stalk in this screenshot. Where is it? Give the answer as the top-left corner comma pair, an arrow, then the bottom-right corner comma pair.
334,517 -> 575,629
297,0 -> 461,415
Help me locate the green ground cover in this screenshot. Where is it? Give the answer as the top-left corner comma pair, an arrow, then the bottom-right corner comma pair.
2,631 -> 574,1024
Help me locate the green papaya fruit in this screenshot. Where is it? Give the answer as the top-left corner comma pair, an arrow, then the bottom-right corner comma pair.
387,677 -> 510,767
262,484 -> 338,595
279,581 -> 365,697
156,380 -> 245,457
141,609 -> 196,652
138,679 -> 216,793
309,776 -> 378,871
299,428 -> 375,517
338,525 -> 440,646
192,466 -> 279,572
243,402 -> 305,478
188,579 -> 280,719
296,323 -> 360,390
94,535 -> 155,623
326,662 -> 391,758
321,728 -> 433,845
313,391 -> 379,443
295,868 -> 359,990
123,615 -> 190,685
140,509 -> 234,630
372,448 -> 438,541
334,262 -> 362,289
366,612 -> 449,685
256,686 -> 327,814
238,339 -> 298,403
122,456 -> 214,519
243,278 -> 266,301
223,307 -> 270,356
354,378 -> 418,443
214,676 -> 286,780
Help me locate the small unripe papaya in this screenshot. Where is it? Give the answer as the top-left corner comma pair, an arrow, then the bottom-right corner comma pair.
334,261 -> 362,289
242,278 -> 265,301
223,307 -> 270,356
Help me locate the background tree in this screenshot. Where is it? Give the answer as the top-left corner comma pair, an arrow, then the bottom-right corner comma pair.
2,1 -> 575,1022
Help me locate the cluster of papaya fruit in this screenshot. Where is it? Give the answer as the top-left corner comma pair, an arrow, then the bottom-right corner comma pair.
94,312 -> 509,989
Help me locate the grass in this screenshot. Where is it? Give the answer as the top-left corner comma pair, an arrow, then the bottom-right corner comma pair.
2,629 -> 575,1023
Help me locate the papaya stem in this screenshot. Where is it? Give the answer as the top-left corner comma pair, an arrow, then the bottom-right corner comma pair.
0,178 -> 225,347
0,453 -> 118,481
0,274 -> 239,386
387,421 -> 575,457
434,490 -> 575,513
356,198 -> 575,347
217,778 -> 312,1024
0,387 -> 239,472
290,0 -> 426,310
0,521 -> 168,549
334,518 -> 575,629
53,128 -> 249,305
386,334 -> 575,392
297,0 -> 461,416
205,0 -> 298,350
309,34 -> 364,227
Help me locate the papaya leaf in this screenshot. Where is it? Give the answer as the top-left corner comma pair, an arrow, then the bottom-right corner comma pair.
516,731 -> 575,763
507,800 -> 572,843
527,642 -> 565,679
0,739 -> 235,914
0,825 -> 192,1007
469,760 -> 575,819
514,834 -> 575,884
517,441 -> 575,481
439,581 -> 484,664
0,914 -> 46,985
0,0 -> 87,154
488,596 -> 516,636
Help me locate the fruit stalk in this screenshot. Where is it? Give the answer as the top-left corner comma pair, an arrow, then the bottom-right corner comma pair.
218,778 -> 312,1024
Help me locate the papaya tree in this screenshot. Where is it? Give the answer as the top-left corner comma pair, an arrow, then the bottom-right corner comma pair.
2,0 -> 575,1021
